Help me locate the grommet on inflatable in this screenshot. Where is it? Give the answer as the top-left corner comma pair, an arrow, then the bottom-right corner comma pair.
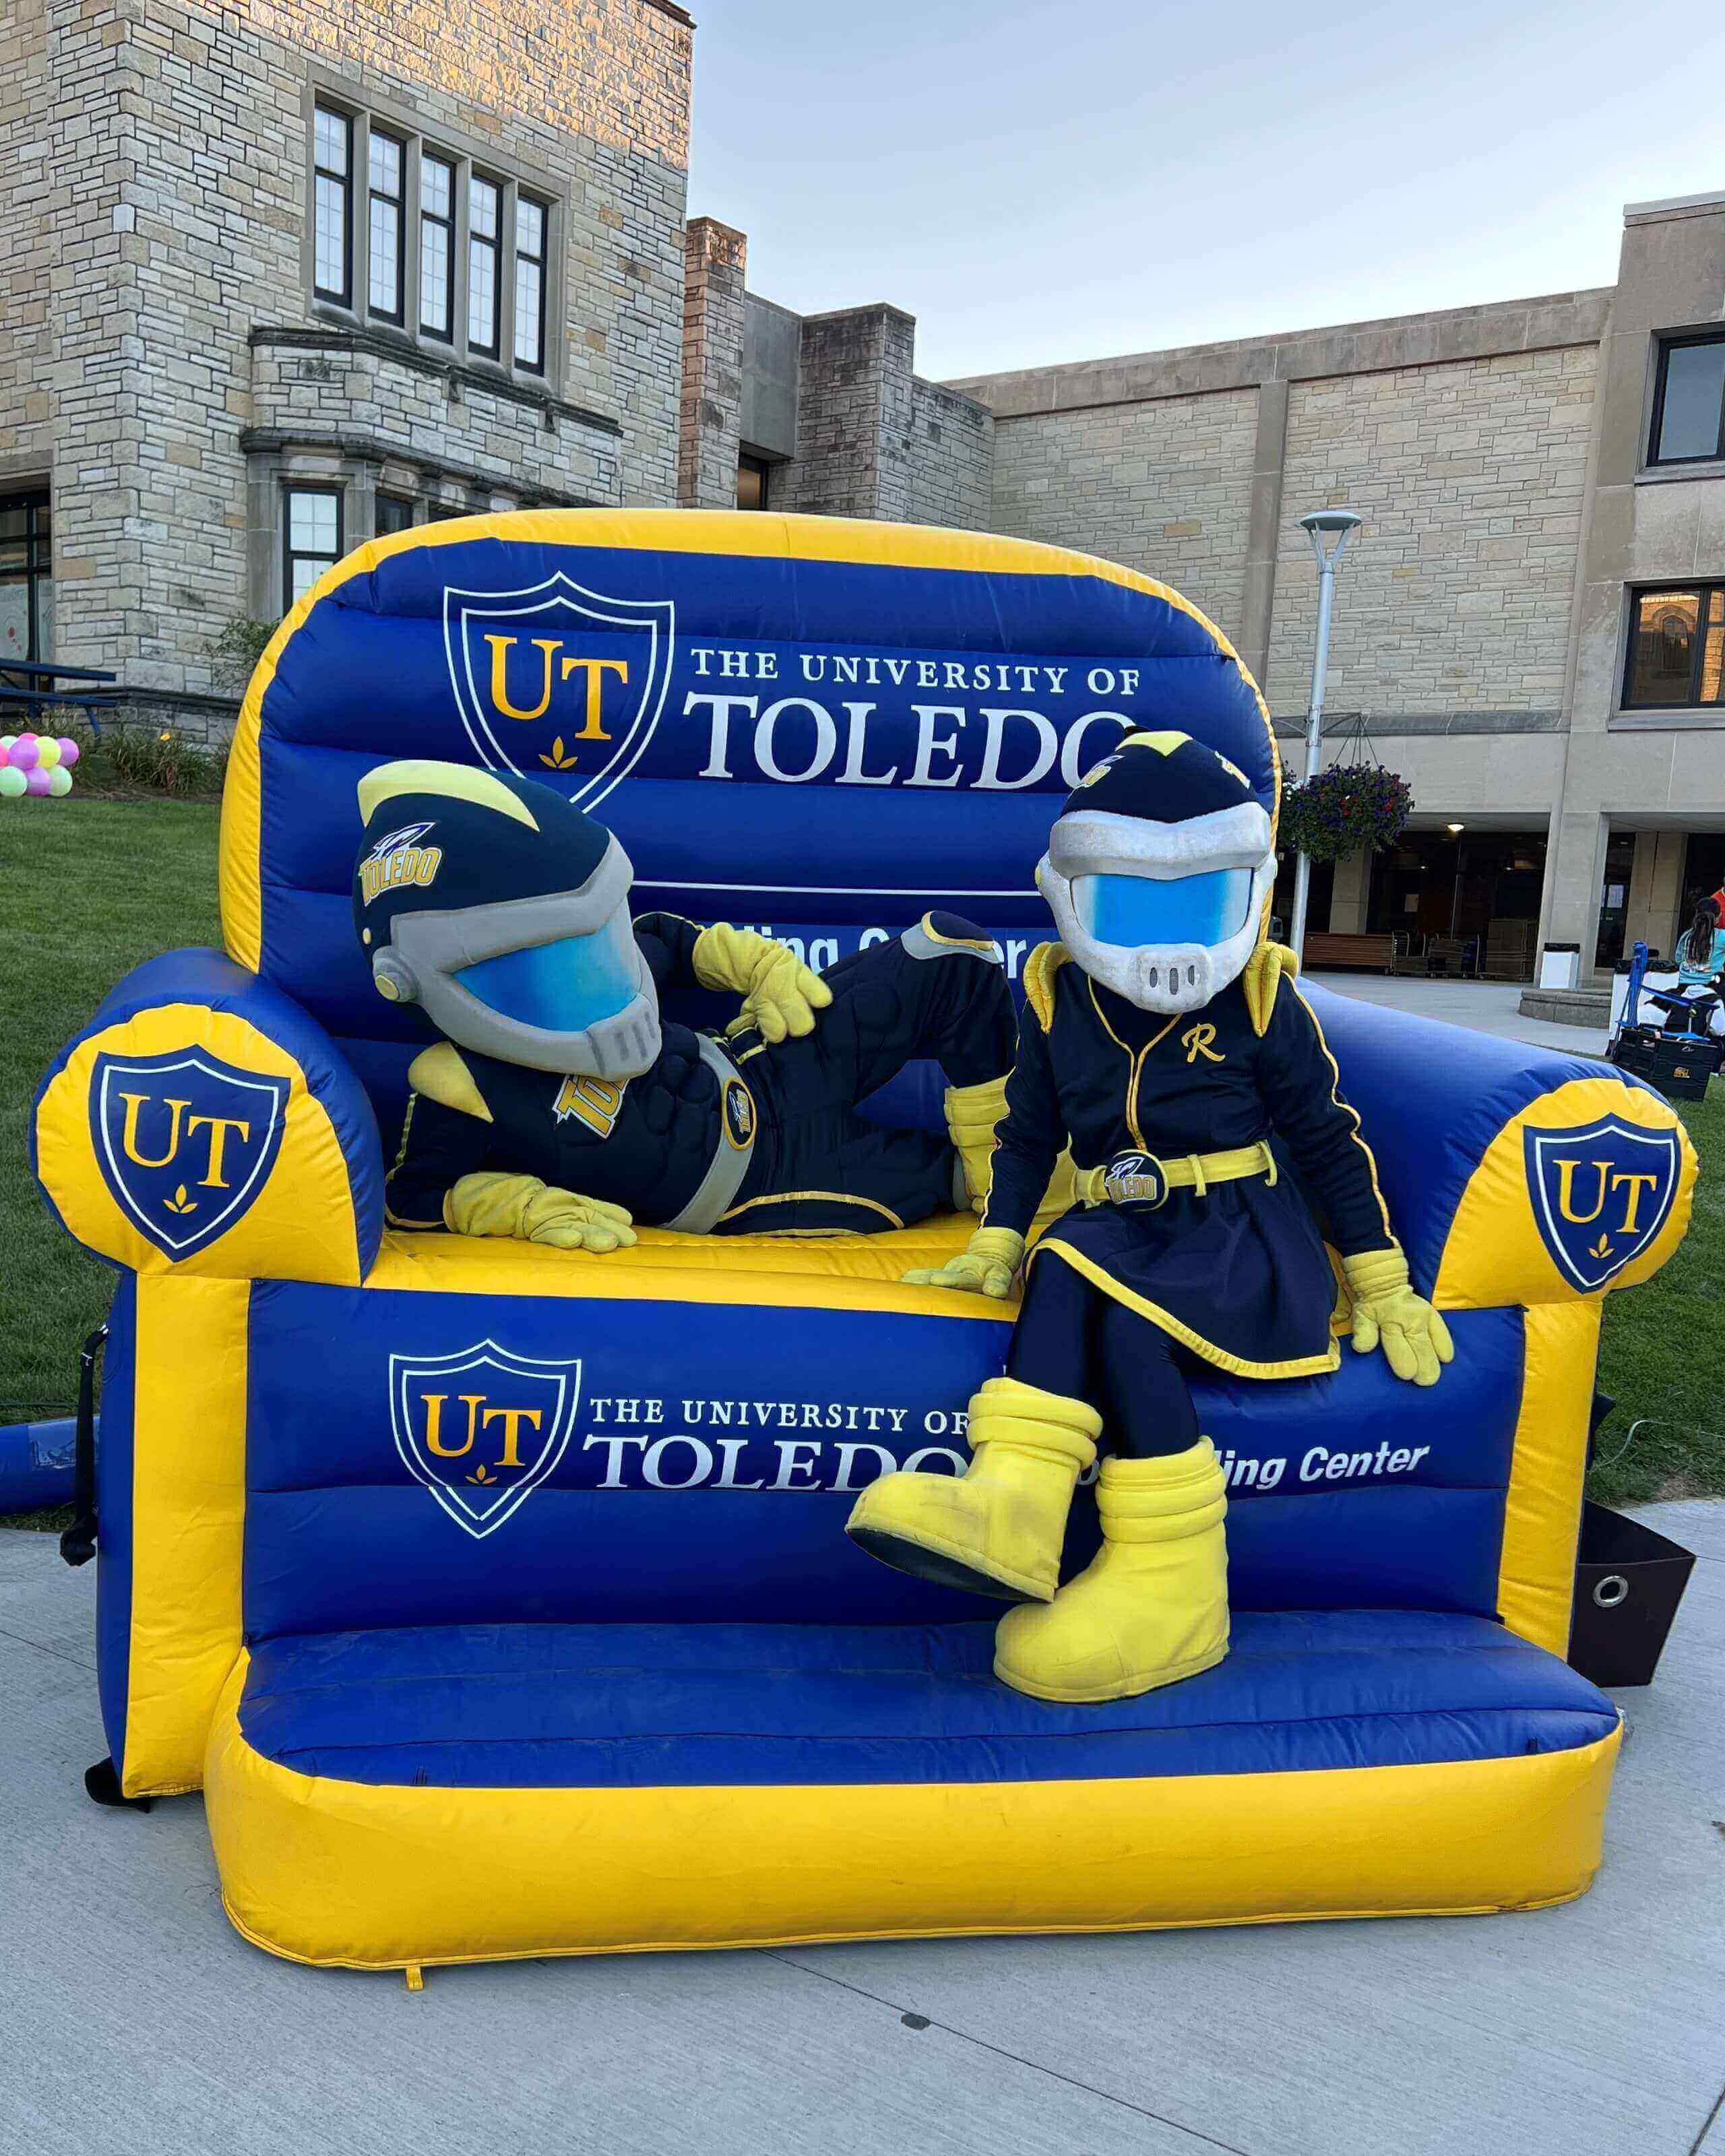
31,509 -> 1695,1973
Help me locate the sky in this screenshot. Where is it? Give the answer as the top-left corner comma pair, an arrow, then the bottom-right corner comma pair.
686,0 -> 1725,383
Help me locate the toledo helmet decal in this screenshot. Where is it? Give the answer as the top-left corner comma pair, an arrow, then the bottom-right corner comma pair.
389,1339 -> 582,1538
89,1048 -> 290,1260
1523,1114 -> 1683,1294
442,570 -> 674,806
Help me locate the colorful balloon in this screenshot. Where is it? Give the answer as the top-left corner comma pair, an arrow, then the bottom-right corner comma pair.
0,767 -> 26,799
0,736 -> 15,756
46,766 -> 73,798
55,737 -> 80,767
9,734 -> 39,770
34,736 -> 61,771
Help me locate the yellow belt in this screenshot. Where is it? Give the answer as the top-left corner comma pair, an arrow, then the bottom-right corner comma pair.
1075,1141 -> 1276,1208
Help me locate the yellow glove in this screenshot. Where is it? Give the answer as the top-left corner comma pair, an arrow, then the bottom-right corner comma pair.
902,1227 -> 1024,1299
693,923 -> 834,1044
446,1172 -> 637,1253
1342,1247 -> 1453,1387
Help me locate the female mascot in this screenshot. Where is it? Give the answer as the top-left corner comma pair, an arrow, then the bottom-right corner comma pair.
847,730 -> 1453,1703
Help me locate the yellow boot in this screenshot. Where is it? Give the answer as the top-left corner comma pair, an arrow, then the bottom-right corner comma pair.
944,1075 -> 1010,1211
846,1377 -> 1100,1601
994,1440 -> 1229,1701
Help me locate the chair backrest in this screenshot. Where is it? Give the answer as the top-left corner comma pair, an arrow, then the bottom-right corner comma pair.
220,510 -> 1274,1123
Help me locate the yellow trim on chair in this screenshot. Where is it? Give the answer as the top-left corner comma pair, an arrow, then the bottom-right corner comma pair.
220,509 -> 1276,968
122,1273 -> 251,1798
202,1660 -> 1620,1971
1435,1075 -> 1696,1310
366,1217 -> 1031,1316
1496,1299 -> 1602,1655
34,1004 -> 367,1285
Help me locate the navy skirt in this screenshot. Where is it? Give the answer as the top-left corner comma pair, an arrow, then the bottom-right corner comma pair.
1030,1178 -> 1342,1380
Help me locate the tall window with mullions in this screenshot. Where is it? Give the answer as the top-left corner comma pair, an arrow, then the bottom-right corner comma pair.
419,154 -> 456,342
513,196 -> 548,373
0,490 -> 53,663
468,175 -> 501,358
367,129 -> 404,323
312,105 -> 352,306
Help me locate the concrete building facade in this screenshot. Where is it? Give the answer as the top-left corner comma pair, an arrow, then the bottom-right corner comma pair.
714,195 -> 1725,978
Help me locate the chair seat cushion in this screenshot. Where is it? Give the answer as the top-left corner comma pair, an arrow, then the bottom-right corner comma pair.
205,1612 -> 1621,1969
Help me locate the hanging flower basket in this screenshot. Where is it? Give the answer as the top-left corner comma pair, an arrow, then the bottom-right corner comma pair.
1280,762 -> 1412,865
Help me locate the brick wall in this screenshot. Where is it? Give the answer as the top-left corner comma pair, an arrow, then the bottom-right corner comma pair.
0,0 -> 53,486
22,0 -> 690,705
904,377 -> 993,530
985,389 -> 1260,635
679,217 -> 746,508
1263,347 -> 1598,718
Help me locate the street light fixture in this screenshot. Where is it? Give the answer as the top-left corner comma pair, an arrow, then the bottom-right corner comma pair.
1288,509 -> 1362,960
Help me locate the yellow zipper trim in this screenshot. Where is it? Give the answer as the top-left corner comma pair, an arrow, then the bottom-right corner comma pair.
1086,978 -> 1177,1151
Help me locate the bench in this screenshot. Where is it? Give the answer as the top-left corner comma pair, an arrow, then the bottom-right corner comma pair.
1303,930 -> 1397,972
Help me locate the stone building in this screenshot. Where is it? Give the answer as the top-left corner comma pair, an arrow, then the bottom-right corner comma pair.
3,0 -> 1722,980
713,192 -> 1725,980
1,0 -> 693,730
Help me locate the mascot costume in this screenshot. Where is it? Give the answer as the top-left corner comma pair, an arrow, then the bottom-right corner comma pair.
848,730 -> 1455,1703
353,759 -> 1018,1244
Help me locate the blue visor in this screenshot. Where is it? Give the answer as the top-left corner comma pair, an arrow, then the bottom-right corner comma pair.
455,912 -> 638,1034
1073,869 -> 1254,949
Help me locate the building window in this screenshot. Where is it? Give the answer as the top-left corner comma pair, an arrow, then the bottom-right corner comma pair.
737,454 -> 772,511
1650,336 -> 1725,466
367,129 -> 404,323
0,488 -> 53,662
284,486 -> 343,608
309,100 -> 557,383
1624,585 -> 1725,709
468,175 -> 501,358
313,104 -> 352,305
375,492 -> 416,537
513,195 -> 548,373
419,154 -> 456,341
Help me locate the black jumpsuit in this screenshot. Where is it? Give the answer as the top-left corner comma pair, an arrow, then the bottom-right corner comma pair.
984,948 -> 1395,1455
385,912 -> 1015,1236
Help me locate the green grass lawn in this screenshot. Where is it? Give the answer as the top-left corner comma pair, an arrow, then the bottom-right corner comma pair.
1,800 -> 222,1433
0,800 -> 1718,1523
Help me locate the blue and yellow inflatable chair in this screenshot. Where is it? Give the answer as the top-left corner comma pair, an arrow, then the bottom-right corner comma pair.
32,511 -> 1695,1973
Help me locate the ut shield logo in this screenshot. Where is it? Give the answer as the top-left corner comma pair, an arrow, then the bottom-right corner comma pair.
441,571 -> 674,808
389,1341 -> 582,1538
1524,1115 -> 1682,1292
89,1048 -> 290,1259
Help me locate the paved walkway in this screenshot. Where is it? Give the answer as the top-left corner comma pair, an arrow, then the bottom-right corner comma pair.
1305,972 -> 1611,1058
1,1507 -> 1720,2156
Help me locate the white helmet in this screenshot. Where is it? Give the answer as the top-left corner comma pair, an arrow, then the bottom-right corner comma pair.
1037,730 -> 1276,1015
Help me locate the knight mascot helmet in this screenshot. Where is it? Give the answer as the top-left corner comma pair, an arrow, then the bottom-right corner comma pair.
356,760 -> 662,1080
1036,730 -> 1276,1015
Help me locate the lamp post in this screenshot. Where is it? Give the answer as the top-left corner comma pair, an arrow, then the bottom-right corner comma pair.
1288,509 -> 1362,960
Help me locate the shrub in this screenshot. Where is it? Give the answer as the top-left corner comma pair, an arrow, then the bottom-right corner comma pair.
205,614 -> 280,696
102,726 -> 228,797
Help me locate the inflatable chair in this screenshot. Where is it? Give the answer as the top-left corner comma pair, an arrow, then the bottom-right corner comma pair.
32,512 -> 1695,1975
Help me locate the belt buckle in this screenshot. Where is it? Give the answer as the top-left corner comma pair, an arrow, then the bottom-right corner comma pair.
1103,1150 -> 1168,1209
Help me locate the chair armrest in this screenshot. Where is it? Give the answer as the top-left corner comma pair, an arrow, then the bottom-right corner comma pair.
32,947 -> 383,1284
1304,981 -> 1695,1308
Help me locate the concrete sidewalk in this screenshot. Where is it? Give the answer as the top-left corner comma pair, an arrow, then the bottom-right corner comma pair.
1,1510 -> 1720,2156
1305,972 -> 1612,1059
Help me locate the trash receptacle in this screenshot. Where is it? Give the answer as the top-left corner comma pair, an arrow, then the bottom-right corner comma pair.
1567,1502 -> 1695,1688
1539,943 -> 1581,990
